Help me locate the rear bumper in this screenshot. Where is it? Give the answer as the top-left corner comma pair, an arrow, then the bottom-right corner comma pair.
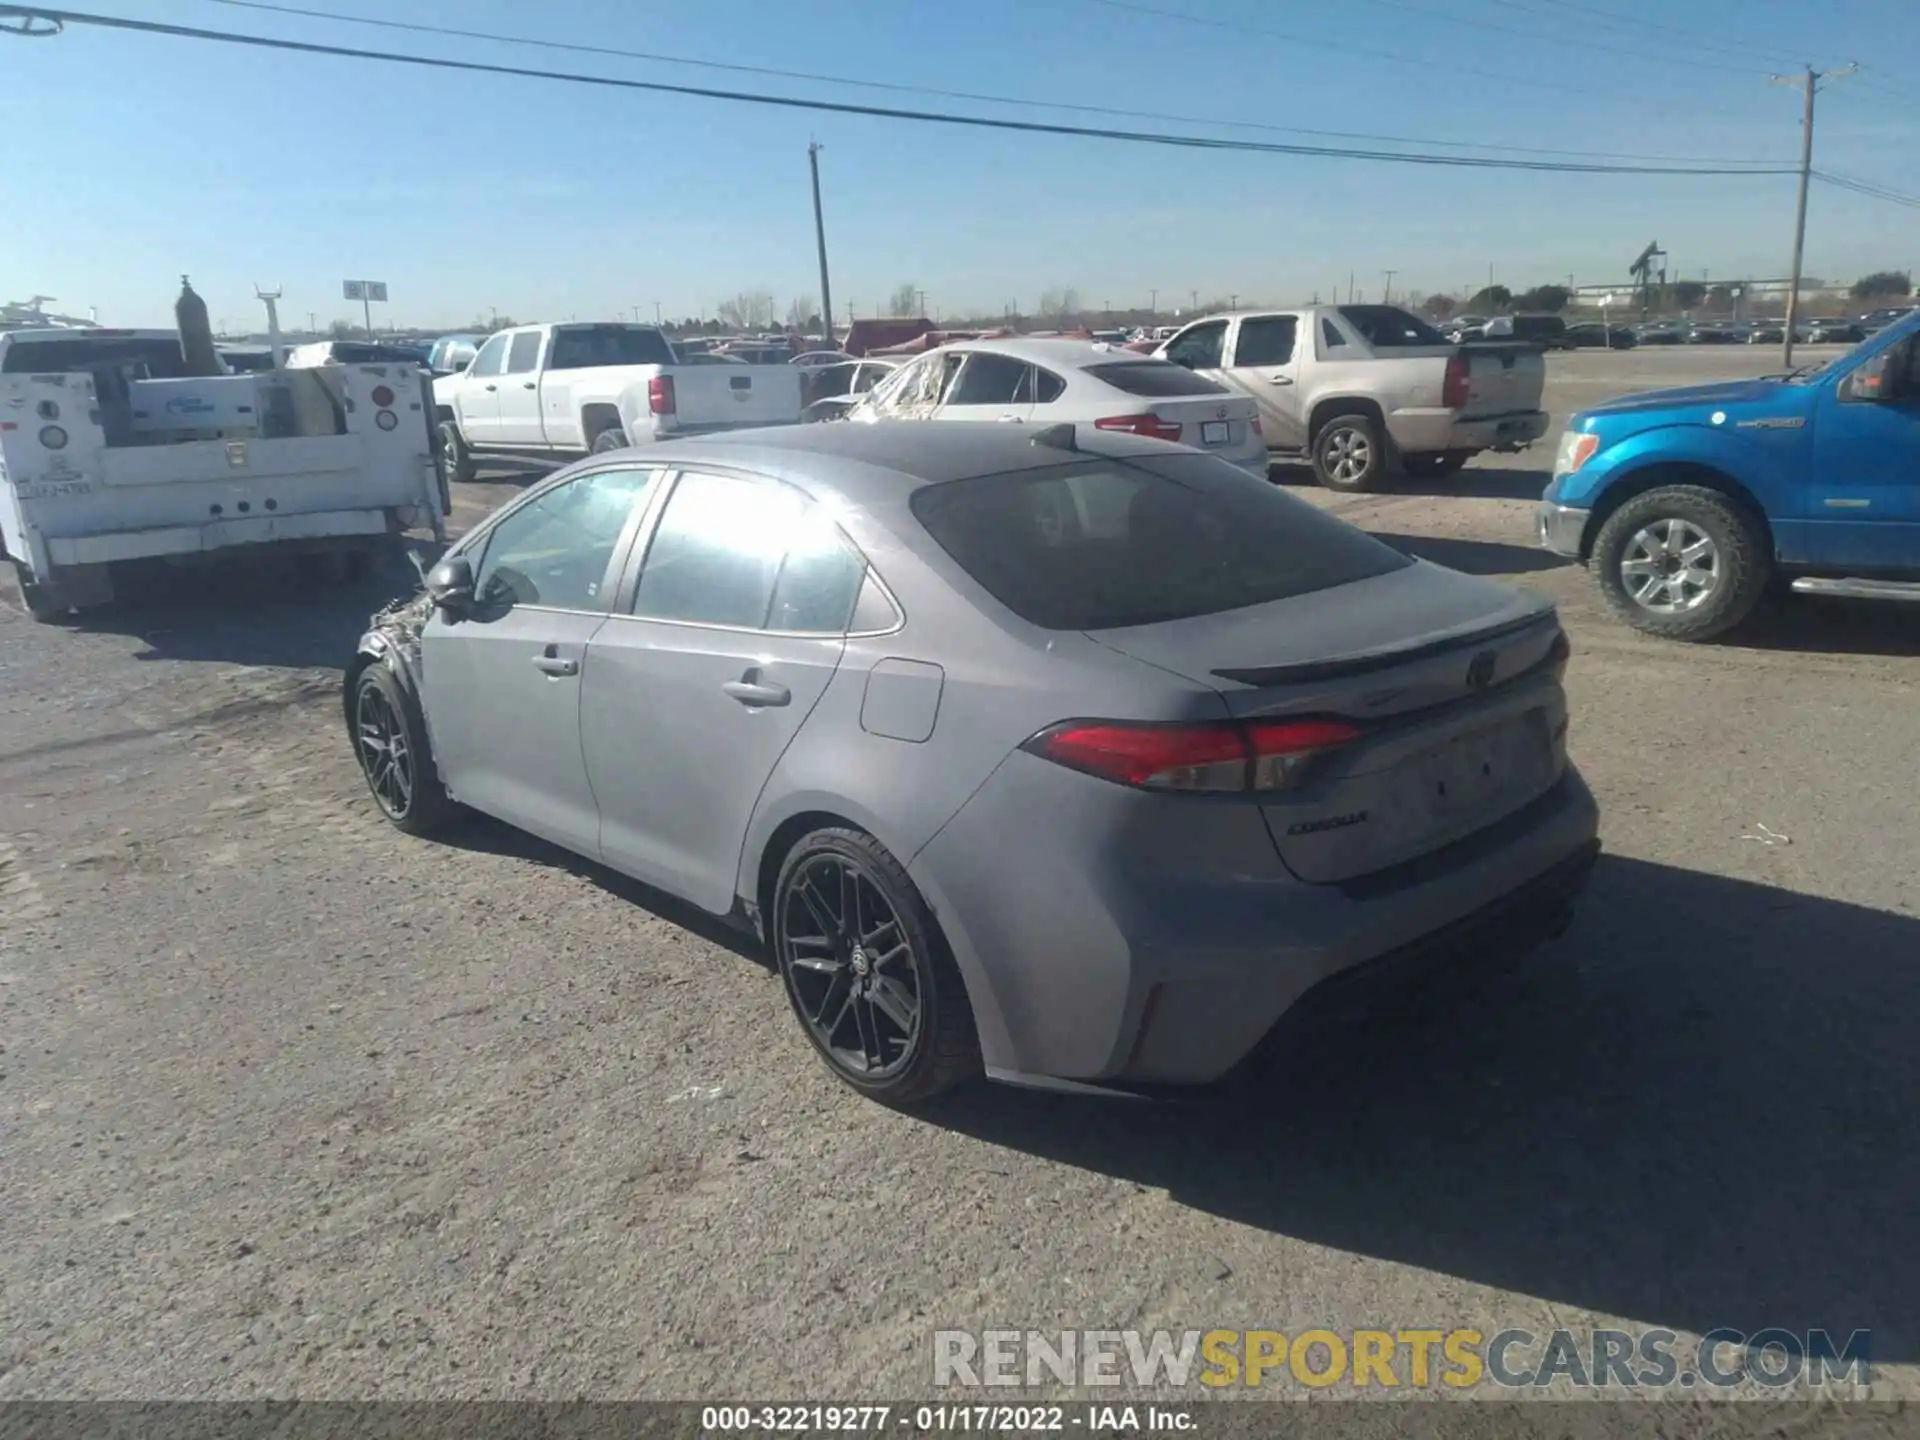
45,507 -> 393,567
1537,500 -> 1590,558
911,760 -> 1601,1089
1393,408 -> 1550,455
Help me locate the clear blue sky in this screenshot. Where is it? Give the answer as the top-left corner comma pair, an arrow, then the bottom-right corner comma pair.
2,0 -> 1916,330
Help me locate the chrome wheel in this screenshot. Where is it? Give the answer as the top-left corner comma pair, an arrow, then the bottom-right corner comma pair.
778,854 -> 921,1079
1619,518 -> 1720,613
1321,426 -> 1371,485
354,681 -> 414,819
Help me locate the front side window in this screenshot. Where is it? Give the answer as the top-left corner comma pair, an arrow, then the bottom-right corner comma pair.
471,466 -> 656,611
470,334 -> 510,377
910,455 -> 1409,630
1163,322 -> 1226,371
506,331 -> 543,374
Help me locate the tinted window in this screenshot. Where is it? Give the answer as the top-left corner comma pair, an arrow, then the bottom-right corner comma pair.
1337,305 -> 1450,347
329,343 -> 422,364
470,334 -> 509,377
910,455 -> 1409,630
547,325 -> 675,370
1321,317 -> 1348,350
1162,322 -> 1225,370
633,471 -> 794,628
946,353 -> 1030,407
1032,366 -> 1066,403
768,515 -> 869,633
473,466 -> 655,611
506,331 -> 543,374
3,338 -> 190,376
1082,362 -> 1226,397
1234,316 -> 1297,367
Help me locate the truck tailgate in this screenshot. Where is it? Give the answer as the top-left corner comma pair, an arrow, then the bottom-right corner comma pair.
1459,341 -> 1546,418
664,364 -> 802,430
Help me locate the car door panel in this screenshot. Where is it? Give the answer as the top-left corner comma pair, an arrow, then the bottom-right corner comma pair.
1220,315 -> 1306,451
935,352 -> 1035,425
495,329 -> 547,444
1805,340 -> 1920,569
418,464 -> 659,856
456,333 -> 510,444
582,468 -> 867,913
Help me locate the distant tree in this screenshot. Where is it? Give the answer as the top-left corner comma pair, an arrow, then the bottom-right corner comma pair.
717,291 -> 777,331
886,283 -> 920,317
786,295 -> 820,331
1421,294 -> 1458,321
1670,282 -> 1707,310
1465,285 -> 1512,313
1705,284 -> 1738,311
327,319 -> 358,339
1851,270 -> 1912,301
1036,287 -> 1082,324
1513,284 -> 1572,313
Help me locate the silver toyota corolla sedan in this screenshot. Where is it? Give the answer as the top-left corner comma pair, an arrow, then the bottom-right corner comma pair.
347,423 -> 1599,1105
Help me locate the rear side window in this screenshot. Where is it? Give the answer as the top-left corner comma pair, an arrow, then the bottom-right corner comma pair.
1082,362 -> 1225,397
1233,317 -> 1297,367
945,353 -> 1030,407
1337,306 -> 1450,347
910,456 -> 1410,630
548,325 -> 675,369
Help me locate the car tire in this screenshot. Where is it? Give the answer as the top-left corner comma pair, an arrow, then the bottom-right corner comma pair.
1590,485 -> 1770,642
11,561 -> 69,623
772,827 -> 980,1107
349,661 -> 454,837
1311,412 -> 1388,492
439,420 -> 476,484
1402,451 -> 1469,478
590,425 -> 629,454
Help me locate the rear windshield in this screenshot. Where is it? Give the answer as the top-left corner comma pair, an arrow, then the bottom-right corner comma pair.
328,343 -> 423,364
3,338 -> 190,376
1337,306 -> 1450,348
548,325 -> 676,369
910,454 -> 1411,630
1082,361 -> 1227,397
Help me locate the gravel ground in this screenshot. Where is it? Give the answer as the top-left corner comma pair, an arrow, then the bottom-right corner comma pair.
1,346 -> 1915,1404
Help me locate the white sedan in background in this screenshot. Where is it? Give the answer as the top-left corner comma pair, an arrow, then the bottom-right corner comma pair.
850,338 -> 1268,479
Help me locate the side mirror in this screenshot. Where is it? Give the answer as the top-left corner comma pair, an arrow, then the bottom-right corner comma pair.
425,554 -> 474,615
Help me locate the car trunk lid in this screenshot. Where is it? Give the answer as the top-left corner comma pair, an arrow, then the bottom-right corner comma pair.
1455,341 -> 1547,419
1086,561 -> 1569,883
656,362 -> 803,431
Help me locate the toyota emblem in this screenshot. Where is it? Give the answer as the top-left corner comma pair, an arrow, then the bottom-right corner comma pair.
1216,405 -> 1229,419
1465,650 -> 1497,689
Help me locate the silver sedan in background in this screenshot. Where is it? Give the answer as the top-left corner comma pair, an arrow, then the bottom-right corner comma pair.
348,424 -> 1598,1105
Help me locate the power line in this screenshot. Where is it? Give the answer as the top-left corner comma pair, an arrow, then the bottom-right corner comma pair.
1483,0 -> 1810,69
1078,0 -> 1771,117
1340,0 -> 1769,74
0,6 -> 1800,176
197,0 -> 1787,169
1815,170 -> 1920,210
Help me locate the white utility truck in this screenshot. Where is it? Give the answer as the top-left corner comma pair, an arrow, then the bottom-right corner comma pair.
432,321 -> 803,480
0,326 -> 444,620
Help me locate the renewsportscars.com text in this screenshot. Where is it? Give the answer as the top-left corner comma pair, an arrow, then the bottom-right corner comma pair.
932,1327 -> 1872,1391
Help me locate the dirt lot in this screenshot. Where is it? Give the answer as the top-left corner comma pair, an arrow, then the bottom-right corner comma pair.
2,345 -> 1915,1401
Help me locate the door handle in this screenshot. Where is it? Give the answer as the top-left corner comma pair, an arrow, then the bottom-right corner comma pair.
522,381 -> 536,389
484,383 -> 498,391
532,649 -> 578,677
997,414 -> 1024,423
722,674 -> 791,707
1267,373 -> 1294,385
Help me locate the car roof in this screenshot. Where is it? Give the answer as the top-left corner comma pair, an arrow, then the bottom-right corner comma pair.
943,336 -> 1171,369
648,420 -> 1174,497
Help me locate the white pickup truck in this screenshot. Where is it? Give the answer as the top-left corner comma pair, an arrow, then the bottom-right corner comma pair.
0,327 -> 442,620
1155,304 -> 1549,491
431,322 -> 802,480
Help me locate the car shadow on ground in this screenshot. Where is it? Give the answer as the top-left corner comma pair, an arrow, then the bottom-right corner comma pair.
436,811 -> 772,970
1725,594 -> 1920,659
52,544 -> 442,671
1272,463 -> 1554,504
1370,532 -> 1573,577
926,853 -> 1920,1361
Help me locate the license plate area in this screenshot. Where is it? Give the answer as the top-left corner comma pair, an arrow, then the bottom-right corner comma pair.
1200,420 -> 1229,445
1406,715 -> 1547,825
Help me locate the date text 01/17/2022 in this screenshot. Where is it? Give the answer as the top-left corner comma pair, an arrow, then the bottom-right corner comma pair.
700,1405 -> 1196,1433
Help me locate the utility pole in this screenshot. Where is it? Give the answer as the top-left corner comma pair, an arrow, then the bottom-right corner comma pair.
1773,62 -> 1855,367
1229,293 -> 1238,310
654,300 -> 663,325
1148,288 -> 1158,320
1348,271 -> 1355,303
1382,270 -> 1397,305
1190,289 -> 1199,313
808,142 -> 835,344
916,289 -> 928,318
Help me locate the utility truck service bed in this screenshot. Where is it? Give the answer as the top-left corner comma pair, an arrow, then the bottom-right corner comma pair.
0,326 -> 443,620
432,322 -> 803,480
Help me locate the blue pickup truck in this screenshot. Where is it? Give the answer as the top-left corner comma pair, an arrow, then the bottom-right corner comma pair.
1538,309 -> 1920,640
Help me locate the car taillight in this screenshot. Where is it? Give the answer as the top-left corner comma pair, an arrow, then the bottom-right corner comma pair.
648,375 -> 676,415
370,384 -> 396,408
1547,629 -> 1571,679
1250,417 -> 1263,438
1442,350 -> 1471,410
1094,413 -> 1184,442
1022,718 -> 1361,793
